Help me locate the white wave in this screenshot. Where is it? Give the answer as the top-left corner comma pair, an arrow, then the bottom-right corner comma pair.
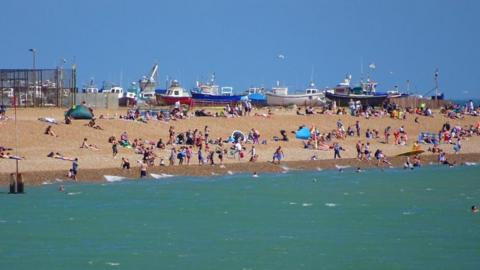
316,167 -> 323,171
281,166 -> 290,171
105,262 -> 120,266
302,203 -> 313,207
42,181 -> 53,185
402,211 -> 414,215
335,165 -> 351,170
289,202 -> 297,205
55,178 -> 64,182
465,162 -> 477,166
252,174 -> 259,178
343,192 -> 349,196
425,188 -> 433,191
104,175 -> 126,182
227,170 -> 234,175
67,192 -> 82,196
150,173 -> 174,179
325,203 -> 337,207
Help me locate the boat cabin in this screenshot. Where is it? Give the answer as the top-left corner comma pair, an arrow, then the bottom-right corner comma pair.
220,86 -> 234,96
166,80 -> 190,97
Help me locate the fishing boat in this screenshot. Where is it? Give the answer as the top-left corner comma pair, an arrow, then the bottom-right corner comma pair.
139,64 -> 158,101
266,81 -> 326,106
119,82 -> 139,106
156,80 -> 192,106
325,75 -> 388,107
100,81 -> 124,99
191,74 -> 246,105
245,87 -> 267,106
81,79 -> 99,93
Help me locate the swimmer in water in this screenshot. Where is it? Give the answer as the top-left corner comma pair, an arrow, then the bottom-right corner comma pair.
356,167 -> 362,173
472,205 -> 479,213
58,185 -> 65,192
252,172 -> 258,178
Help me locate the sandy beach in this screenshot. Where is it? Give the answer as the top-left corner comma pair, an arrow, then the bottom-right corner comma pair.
1,106 -> 479,185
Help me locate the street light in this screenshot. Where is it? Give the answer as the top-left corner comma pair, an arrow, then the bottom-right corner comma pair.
28,48 -> 36,69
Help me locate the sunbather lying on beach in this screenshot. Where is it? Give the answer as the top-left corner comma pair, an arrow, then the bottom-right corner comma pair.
0,151 -> 25,160
0,146 -> 13,152
47,152 -> 76,161
80,138 -> 99,150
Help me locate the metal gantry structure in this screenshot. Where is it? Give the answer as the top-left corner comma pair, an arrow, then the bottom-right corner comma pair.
0,67 -> 77,107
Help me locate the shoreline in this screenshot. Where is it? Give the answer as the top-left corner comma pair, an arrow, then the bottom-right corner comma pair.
2,152 -> 479,186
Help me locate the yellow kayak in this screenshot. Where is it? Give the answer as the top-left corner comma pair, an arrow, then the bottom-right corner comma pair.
396,149 -> 425,157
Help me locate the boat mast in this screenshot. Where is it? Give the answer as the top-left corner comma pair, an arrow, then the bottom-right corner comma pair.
434,68 -> 439,101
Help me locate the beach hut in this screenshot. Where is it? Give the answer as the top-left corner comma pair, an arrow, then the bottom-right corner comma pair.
295,127 -> 311,140
65,105 -> 93,119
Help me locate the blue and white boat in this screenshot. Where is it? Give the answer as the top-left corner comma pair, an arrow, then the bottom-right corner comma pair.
191,74 -> 247,105
245,87 -> 267,106
325,75 -> 389,107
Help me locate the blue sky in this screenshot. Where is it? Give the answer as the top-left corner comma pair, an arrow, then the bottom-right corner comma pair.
1,0 -> 479,98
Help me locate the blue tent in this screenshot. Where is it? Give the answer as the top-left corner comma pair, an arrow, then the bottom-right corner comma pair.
296,127 -> 311,140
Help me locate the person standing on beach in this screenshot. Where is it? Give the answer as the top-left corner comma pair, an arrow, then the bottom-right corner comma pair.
384,126 -> 391,144
198,147 -> 204,165
140,160 -> 147,178
356,141 -> 362,159
355,121 -> 361,137
71,158 -> 79,181
333,143 -> 345,159
167,126 -> 175,145
454,138 -> 462,154
272,146 -> 284,164
186,146 -> 193,165
169,147 -> 176,166
112,139 -> 118,158
204,125 -> 210,143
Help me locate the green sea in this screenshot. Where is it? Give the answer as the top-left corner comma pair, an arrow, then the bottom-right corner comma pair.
1,165 -> 479,269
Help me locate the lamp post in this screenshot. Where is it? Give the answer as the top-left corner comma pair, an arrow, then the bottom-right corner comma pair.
28,48 -> 36,69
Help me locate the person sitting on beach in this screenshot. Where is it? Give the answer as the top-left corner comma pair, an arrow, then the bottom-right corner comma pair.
64,115 -> 72,125
272,146 -> 284,164
156,138 -> 165,149
80,138 -> 99,150
86,118 -> 104,130
120,131 -> 130,145
296,108 -> 305,116
44,125 -> 58,137
305,106 -> 315,115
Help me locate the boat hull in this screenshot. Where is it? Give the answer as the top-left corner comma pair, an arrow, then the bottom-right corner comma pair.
266,92 -> 326,106
156,95 -> 193,106
191,92 -> 247,105
325,92 -> 388,107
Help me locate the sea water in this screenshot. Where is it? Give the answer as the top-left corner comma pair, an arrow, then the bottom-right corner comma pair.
1,165 -> 479,269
